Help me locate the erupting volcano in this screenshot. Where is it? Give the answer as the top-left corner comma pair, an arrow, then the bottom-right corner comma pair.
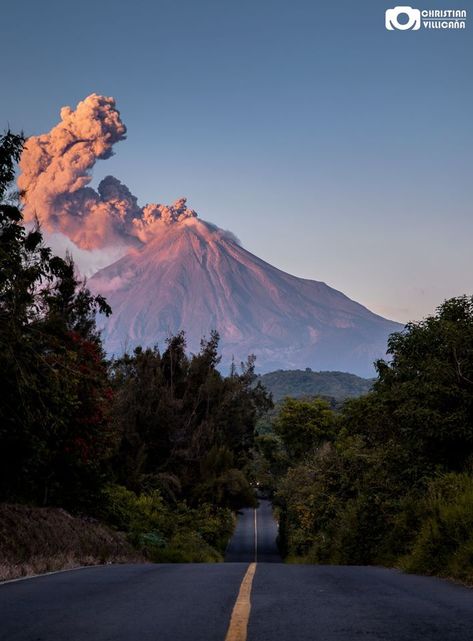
19,94 -> 402,376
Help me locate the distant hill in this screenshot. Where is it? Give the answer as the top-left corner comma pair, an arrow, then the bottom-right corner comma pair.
258,369 -> 373,402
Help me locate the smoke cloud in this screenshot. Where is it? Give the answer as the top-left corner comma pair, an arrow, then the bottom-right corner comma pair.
18,94 -> 197,251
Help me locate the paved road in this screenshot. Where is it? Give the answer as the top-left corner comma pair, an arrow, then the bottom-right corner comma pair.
225,499 -> 280,563
2,501 -> 473,641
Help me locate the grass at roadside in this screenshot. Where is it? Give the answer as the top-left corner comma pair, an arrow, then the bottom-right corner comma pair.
0,487 -> 237,581
0,503 -> 143,582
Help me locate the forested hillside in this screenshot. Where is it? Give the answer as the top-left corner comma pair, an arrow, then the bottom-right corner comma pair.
258,369 -> 373,402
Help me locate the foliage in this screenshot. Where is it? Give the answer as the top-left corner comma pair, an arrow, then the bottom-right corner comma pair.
400,473 -> 473,583
0,131 -> 113,509
0,131 -> 267,569
265,297 -> 473,583
274,397 -> 335,462
99,484 -> 234,563
110,335 -> 271,509
373,297 -> 473,472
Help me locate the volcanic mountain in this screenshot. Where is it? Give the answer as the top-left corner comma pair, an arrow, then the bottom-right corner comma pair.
89,216 -> 402,377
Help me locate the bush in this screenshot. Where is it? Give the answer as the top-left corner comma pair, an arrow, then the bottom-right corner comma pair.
99,484 -> 235,563
149,531 -> 222,563
401,473 -> 473,583
100,484 -> 167,535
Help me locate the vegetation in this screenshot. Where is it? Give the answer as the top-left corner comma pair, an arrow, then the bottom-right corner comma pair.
0,132 -> 271,575
99,484 -> 235,562
258,369 -> 372,403
261,297 -> 473,582
0,503 -> 142,582
109,333 -> 270,509
0,131 -> 113,510
4,129 -> 473,583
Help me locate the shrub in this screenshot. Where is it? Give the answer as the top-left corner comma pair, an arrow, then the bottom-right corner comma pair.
401,473 -> 473,582
99,484 -> 234,563
149,531 -> 222,563
100,484 -> 167,534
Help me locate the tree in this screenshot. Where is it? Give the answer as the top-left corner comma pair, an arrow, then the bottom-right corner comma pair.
269,297 -> 473,569
274,397 -> 335,462
110,332 -> 272,507
373,296 -> 473,472
0,131 -> 113,507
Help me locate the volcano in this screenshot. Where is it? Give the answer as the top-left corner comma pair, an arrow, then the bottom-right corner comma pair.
17,93 -> 401,376
89,216 -> 402,377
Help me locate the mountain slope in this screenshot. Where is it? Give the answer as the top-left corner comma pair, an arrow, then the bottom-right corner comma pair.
89,217 -> 402,376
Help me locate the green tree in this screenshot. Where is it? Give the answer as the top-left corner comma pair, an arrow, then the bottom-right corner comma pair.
274,397 -> 335,461
0,131 -> 113,508
110,332 -> 271,507
373,296 -> 473,472
269,297 -> 473,576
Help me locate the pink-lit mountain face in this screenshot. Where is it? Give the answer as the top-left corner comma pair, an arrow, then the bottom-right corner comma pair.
17,94 -> 400,376
89,217 -> 402,377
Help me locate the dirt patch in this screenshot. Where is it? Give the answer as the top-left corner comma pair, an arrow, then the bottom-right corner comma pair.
0,503 -> 144,581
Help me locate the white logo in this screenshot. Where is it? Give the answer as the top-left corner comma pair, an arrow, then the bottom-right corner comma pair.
385,6 -> 421,30
385,6 -> 467,30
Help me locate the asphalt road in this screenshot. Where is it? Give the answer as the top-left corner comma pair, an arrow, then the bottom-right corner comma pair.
225,499 -> 280,563
2,501 -> 473,641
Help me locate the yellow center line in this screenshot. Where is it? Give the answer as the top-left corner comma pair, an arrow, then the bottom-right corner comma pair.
254,508 -> 258,563
224,562 -> 257,641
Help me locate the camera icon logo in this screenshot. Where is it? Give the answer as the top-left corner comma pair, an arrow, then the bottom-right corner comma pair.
385,6 -> 422,30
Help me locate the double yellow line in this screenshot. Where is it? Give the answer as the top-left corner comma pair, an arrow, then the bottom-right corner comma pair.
224,508 -> 258,641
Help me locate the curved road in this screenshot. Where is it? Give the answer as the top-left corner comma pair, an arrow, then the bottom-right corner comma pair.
2,500 -> 473,641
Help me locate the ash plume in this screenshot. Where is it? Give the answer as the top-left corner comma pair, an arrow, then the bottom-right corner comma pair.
18,94 -> 197,251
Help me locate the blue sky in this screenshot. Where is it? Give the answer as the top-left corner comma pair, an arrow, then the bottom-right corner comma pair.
1,0 -> 472,322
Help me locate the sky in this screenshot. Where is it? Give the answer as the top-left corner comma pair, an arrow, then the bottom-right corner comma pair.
1,0 -> 472,323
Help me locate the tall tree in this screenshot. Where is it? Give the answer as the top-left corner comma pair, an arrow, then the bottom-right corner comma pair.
110,333 -> 272,507
0,131 -> 113,507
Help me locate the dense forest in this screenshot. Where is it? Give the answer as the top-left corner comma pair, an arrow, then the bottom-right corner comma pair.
0,132 -> 271,567
259,297 -> 473,582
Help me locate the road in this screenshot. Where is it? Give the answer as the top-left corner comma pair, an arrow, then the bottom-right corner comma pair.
2,500 -> 473,641
224,499 -> 280,563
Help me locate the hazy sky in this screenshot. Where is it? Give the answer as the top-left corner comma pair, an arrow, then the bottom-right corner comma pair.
2,0 -> 472,323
